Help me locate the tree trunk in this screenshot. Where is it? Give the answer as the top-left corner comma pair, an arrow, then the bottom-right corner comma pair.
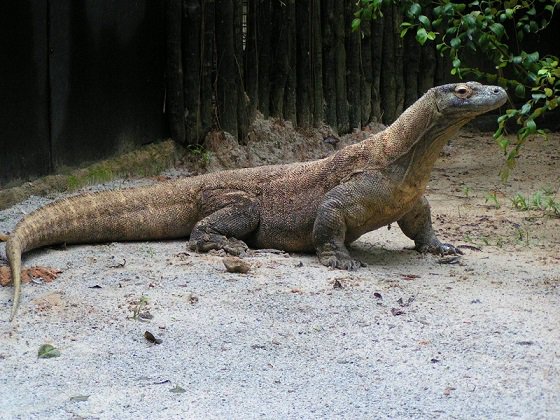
333,0 -> 348,133
257,0 -> 271,118
371,17 -> 384,122
380,5 -> 396,124
393,5 -> 404,117
244,0 -> 258,119
234,0 -> 248,142
283,0 -> 297,125
182,0 -> 202,145
360,20 -> 373,126
270,0 -> 290,118
199,0 -> 215,137
166,0 -> 186,144
296,1 -> 312,127
404,31 -> 420,108
345,0 -> 361,129
311,0 -> 323,127
321,0 -> 337,129
418,42 -> 436,95
215,0 -> 238,137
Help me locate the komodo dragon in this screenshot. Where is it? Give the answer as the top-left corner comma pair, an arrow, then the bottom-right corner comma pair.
1,82 -> 507,320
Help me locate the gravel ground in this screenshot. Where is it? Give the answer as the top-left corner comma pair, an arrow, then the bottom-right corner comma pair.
0,132 -> 559,419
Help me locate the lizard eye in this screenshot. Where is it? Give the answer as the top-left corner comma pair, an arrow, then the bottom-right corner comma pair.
454,85 -> 471,98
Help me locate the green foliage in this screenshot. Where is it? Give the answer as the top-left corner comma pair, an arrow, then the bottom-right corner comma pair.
510,189 -> 560,216
38,344 -> 61,359
353,0 -> 560,181
485,191 -> 501,208
186,144 -> 211,165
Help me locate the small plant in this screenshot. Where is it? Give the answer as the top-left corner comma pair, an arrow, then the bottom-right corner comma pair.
462,185 -> 472,198
546,196 -> 560,216
131,295 -> 150,320
531,190 -> 544,209
515,227 -> 530,246
485,192 -> 501,209
186,145 -> 211,165
463,233 -> 474,243
511,193 -> 530,211
510,189 -> 560,217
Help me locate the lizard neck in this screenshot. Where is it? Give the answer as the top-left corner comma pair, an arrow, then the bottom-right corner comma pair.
378,90 -> 474,188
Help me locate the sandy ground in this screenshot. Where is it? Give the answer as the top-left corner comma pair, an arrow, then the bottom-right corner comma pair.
0,129 -> 559,419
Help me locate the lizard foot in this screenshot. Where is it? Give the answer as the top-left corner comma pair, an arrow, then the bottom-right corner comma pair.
318,251 -> 364,271
415,241 -> 464,256
189,234 -> 248,256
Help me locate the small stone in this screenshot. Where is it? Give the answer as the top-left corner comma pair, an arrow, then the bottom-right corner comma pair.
223,256 -> 251,274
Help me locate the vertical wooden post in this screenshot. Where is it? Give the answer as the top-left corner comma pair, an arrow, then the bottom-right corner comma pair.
333,0 -> 348,133
215,0 -> 238,137
311,0 -> 323,127
166,0 -> 186,143
346,0 -> 361,129
183,0 -> 202,145
296,1 -> 312,127
321,0 -> 337,130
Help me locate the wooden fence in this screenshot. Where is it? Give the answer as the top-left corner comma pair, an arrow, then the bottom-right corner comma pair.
166,0 -> 451,146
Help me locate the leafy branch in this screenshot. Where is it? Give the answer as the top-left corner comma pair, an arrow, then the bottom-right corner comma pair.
353,0 -> 560,181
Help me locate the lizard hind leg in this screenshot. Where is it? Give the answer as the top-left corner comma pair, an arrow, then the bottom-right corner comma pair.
188,197 -> 260,256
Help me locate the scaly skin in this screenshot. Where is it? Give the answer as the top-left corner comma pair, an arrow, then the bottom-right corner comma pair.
2,82 -> 507,320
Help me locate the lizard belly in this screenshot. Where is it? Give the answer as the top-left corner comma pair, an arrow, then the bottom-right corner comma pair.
345,189 -> 424,243
250,220 -> 315,252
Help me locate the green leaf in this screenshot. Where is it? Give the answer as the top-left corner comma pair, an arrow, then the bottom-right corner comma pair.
38,344 -> 61,359
416,27 -> 428,45
452,58 -> 461,68
515,84 -> 526,97
498,137 -> 510,153
462,14 -> 476,28
450,37 -> 461,48
526,51 -> 539,64
526,119 -> 536,134
489,23 -> 505,38
427,31 -> 436,41
520,103 -> 532,114
544,88 -> 553,97
418,15 -> 430,28
352,18 -> 361,32
408,3 -> 422,18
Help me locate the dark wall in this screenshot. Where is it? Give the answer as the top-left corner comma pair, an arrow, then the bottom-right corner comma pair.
0,1 -> 51,184
0,1 -> 167,186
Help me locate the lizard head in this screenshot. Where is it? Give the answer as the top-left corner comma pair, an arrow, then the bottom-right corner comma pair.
432,82 -> 508,117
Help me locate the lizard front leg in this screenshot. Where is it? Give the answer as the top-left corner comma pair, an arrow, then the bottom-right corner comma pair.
189,197 -> 260,256
397,196 -> 462,256
313,186 -> 364,271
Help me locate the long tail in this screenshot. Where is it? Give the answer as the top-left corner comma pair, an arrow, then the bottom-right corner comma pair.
6,237 -> 22,321
3,179 -> 199,321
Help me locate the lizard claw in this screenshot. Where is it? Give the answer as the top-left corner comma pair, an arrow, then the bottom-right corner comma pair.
319,253 -> 364,271
416,241 -> 463,256
189,235 -> 248,256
